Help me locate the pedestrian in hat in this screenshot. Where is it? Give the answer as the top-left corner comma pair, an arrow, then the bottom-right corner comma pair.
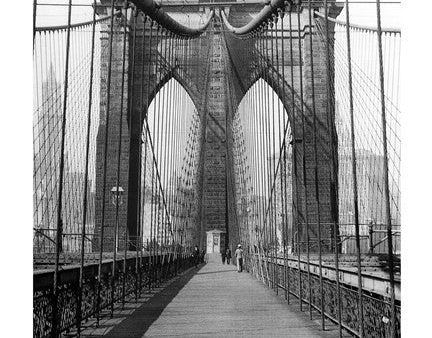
235,244 -> 244,272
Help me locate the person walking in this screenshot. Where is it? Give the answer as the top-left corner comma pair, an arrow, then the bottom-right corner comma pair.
192,246 -> 200,268
221,250 -> 226,264
225,248 -> 232,265
235,244 -> 244,272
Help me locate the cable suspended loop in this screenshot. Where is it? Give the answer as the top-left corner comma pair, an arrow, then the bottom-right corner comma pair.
130,0 -> 214,37
220,0 -> 285,36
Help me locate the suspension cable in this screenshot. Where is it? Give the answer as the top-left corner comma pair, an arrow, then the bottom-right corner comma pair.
323,0 -> 342,335
52,1 -> 73,334
131,0 -> 214,37
344,0 -> 365,335
307,0 -> 325,328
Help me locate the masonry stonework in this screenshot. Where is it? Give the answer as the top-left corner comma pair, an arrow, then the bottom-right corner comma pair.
94,3 -> 342,254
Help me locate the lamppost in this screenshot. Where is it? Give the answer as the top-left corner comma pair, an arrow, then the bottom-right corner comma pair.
111,186 -> 124,253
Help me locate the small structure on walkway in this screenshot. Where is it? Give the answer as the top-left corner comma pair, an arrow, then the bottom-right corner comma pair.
206,229 -> 226,254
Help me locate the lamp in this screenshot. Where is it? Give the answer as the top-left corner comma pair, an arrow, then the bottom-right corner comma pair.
110,186 -> 124,253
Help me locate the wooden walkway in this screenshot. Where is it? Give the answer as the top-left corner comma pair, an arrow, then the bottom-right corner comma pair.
83,257 -> 341,337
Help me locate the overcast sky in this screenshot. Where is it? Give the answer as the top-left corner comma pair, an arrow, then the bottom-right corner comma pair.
35,0 -> 401,29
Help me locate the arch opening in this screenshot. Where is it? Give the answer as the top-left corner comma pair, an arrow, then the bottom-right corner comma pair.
139,78 -> 202,253
232,79 -> 294,256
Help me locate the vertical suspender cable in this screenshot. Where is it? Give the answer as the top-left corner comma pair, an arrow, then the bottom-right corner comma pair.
262,27 -> 269,285
77,0 -> 98,334
260,29 -> 269,285
146,20 -> 154,289
297,1 -> 313,317
135,10 -> 147,303
307,0 -> 325,329
137,14 -> 147,296
165,33 -> 173,265
251,58 -> 261,279
140,17 -> 151,290
122,6 -> 138,309
159,31 -> 166,267
156,24 -> 163,284
154,24 -> 162,285
160,29 -> 168,272
149,23 -> 157,288
274,12 -> 284,296
264,27 -> 271,287
33,0 -> 37,48
288,4 -> 302,310
110,2 -> 129,316
262,27 -> 270,286
269,18 -> 277,293
280,6 -> 290,304
52,1 -> 73,335
344,0 -> 365,336
159,30 -> 166,274
322,1 -> 342,335
168,36 -> 177,255
375,0 -> 396,336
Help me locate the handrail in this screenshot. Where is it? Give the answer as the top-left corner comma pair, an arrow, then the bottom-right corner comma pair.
220,0 -> 285,35
314,11 -> 401,34
35,14 -> 112,32
131,0 -> 214,37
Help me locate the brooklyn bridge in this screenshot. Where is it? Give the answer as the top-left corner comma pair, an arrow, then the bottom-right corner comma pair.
32,0 -> 401,337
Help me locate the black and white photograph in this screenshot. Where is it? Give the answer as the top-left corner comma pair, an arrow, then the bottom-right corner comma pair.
2,0 -> 431,336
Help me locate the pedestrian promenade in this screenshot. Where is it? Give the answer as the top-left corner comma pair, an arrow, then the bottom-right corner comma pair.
85,257 -> 341,337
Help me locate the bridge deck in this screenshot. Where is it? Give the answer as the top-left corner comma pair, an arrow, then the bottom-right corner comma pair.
84,257 -> 342,337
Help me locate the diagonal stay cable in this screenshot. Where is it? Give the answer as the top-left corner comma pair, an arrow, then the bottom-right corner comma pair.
143,117 -> 174,236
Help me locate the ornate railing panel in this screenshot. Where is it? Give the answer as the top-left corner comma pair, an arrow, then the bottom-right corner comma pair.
33,253 -> 196,338
261,258 -> 401,337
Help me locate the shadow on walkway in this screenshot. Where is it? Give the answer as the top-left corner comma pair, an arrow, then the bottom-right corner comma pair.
99,265 -> 205,338
195,268 -> 235,275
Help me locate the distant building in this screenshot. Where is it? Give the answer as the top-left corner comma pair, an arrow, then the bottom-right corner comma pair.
33,66 -> 97,253
338,149 -> 400,225
33,66 -> 63,252
267,150 -> 293,253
